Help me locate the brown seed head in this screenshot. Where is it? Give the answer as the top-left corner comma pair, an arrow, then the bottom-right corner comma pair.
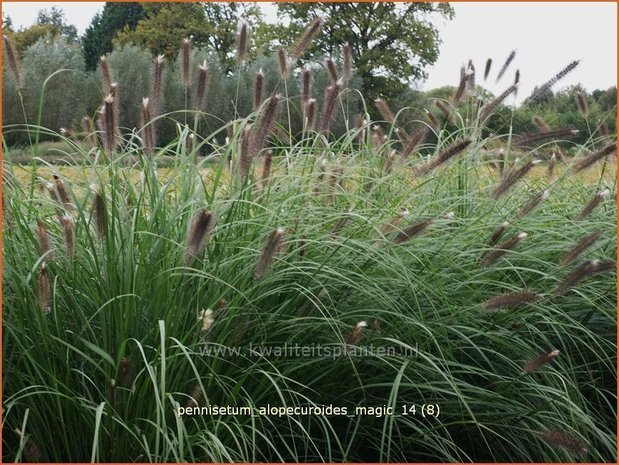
261,150 -> 273,189
180,38 -> 192,88
374,98 -> 396,124
532,115 -> 551,132
559,230 -> 603,265
38,262 -> 52,313
319,81 -> 343,133
326,58 -> 338,83
483,58 -> 492,81
524,349 -> 559,373
99,54 -> 113,92
250,94 -> 281,157
3,35 -> 23,89
576,92 -> 588,117
302,66 -> 312,104
527,60 -> 580,103
577,189 -> 610,220
119,356 -> 134,387
184,210 -> 214,265
92,188 -> 107,242
393,219 -> 434,244
487,221 -> 510,247
482,291 -> 542,310
572,143 -> 616,172
37,219 -> 53,260
481,232 -> 527,267
254,227 -> 285,279
517,189 -> 550,219
304,98 -> 317,131
491,160 -> 537,199
539,429 -> 588,454
239,126 -> 252,179
151,54 -> 165,116
292,16 -> 323,59
345,321 -> 367,345
277,48 -> 289,79
342,42 -> 353,82
236,22 -> 249,66
496,49 -> 516,83
415,139 -> 472,175
60,215 -> 75,259
253,68 -> 264,111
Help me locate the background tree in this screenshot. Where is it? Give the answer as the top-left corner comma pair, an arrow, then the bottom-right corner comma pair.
36,7 -> 78,42
82,2 -> 146,71
113,2 -> 262,73
2,13 -> 14,32
4,7 -> 78,54
270,2 -> 454,102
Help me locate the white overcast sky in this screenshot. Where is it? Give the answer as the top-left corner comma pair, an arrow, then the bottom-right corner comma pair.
2,2 -> 616,101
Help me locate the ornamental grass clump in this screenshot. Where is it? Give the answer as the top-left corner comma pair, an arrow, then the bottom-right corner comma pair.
2,36 -> 616,464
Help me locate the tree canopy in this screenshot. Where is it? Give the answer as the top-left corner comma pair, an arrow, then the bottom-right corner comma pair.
4,7 -> 78,54
113,2 -> 262,72
82,2 -> 146,70
270,2 -> 454,100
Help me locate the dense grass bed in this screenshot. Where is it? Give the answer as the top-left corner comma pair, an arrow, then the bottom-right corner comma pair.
2,21 -> 617,461
2,128 -> 616,462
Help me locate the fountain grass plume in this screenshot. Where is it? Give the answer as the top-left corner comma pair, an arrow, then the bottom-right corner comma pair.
491,160 -> 538,199
239,126 -> 252,179
92,188 -> 107,242
151,54 -> 165,115
305,98 -> 317,131
532,116 -> 551,132
250,94 -> 281,157
320,81 -> 343,133
524,349 -> 559,373
194,61 -> 209,110
99,55 -> 112,93
236,22 -> 249,66
292,16 -> 323,59
3,35 -> 23,89
559,230 -> 603,265
480,84 -> 518,122
181,38 -> 192,88
261,150 -> 273,189
326,58 -> 338,83
496,50 -> 516,83
415,139 -> 472,175
517,189 -> 550,219
253,69 -> 264,111
254,227 -> 285,279
527,60 -> 580,103
482,291 -> 542,310
481,232 -> 527,267
577,189 -> 610,220
184,209 -> 214,265
302,66 -> 312,104
342,42 -> 352,82
539,429 -> 588,454
554,259 -> 616,295
140,98 -> 155,155
277,48 -> 289,78
60,215 -> 75,260
374,98 -> 396,124
484,58 -> 492,81
36,219 -> 53,260
572,143 -> 616,172
487,221 -> 510,247
514,128 -> 578,148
